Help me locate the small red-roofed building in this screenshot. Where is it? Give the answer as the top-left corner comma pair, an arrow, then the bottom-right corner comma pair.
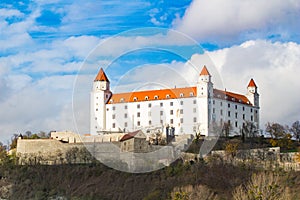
120,130 -> 147,152
90,66 -> 260,137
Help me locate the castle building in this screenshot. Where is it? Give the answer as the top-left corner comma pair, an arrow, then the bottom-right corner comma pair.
90,66 -> 259,136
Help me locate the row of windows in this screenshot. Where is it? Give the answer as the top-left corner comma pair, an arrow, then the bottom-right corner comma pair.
213,101 -> 257,113
110,108 -> 193,119
109,100 -> 197,111
109,117 -> 198,128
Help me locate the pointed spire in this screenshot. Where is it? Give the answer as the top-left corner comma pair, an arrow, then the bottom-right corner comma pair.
248,78 -> 257,87
200,65 -> 211,76
94,68 -> 110,82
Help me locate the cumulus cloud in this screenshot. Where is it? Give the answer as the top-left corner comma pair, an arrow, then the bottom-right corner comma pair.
174,0 -> 300,44
200,40 -> 300,128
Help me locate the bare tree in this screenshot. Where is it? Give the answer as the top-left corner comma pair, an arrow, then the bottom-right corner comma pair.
233,172 -> 291,200
265,122 -> 287,139
290,120 -> 300,142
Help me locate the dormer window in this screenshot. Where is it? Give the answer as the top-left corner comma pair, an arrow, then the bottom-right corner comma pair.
239,99 -> 242,103
180,93 -> 184,97
190,92 -> 194,97
225,95 -> 228,99
232,98 -> 235,101
145,96 -> 149,100
166,94 -> 170,99
110,99 -> 113,103
120,98 -> 124,102
133,97 -> 138,101
154,95 -> 158,99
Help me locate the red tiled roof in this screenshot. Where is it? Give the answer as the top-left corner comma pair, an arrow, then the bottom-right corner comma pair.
120,130 -> 140,141
107,86 -> 251,105
107,87 -> 197,104
200,65 -> 210,76
213,89 -> 251,105
94,68 -> 110,82
248,78 -> 257,87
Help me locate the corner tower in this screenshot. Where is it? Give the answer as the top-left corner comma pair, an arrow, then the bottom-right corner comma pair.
197,66 -> 214,136
246,78 -> 259,107
90,68 -> 112,135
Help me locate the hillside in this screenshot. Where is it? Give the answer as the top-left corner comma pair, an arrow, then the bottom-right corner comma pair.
0,159 -> 299,200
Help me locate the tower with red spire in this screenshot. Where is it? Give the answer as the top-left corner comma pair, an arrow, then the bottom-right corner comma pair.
90,68 -> 112,134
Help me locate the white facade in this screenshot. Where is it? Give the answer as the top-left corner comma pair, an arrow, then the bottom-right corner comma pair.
90,66 -> 260,137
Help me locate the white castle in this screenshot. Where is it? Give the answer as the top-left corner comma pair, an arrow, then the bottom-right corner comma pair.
90,66 -> 259,137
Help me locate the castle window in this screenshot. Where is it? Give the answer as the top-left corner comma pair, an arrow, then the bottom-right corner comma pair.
220,102 -> 223,106
235,112 -> 238,119
95,117 -> 97,120
228,103 -> 230,108
149,120 -> 152,125
180,109 -> 183,114
120,98 -> 124,102
166,94 -> 170,99
96,109 -> 98,111
145,96 -> 149,100
112,106 -> 115,111
235,121 -> 238,127
133,97 -> 137,101
148,111 -> 151,117
251,115 -> 253,121
220,110 -> 223,116
213,108 -> 215,114
160,102 -> 163,107
137,112 -> 140,117
154,95 -> 158,99
148,103 -> 151,108
170,110 -> 174,115
112,114 -> 115,119
180,118 -> 183,123
137,104 -> 140,109
243,106 -> 245,111
193,108 -> 196,113
160,111 -> 163,116
180,101 -> 183,105
251,108 -> 253,113
190,92 -> 194,97
170,102 -> 173,106
243,114 -> 245,120
124,113 -> 127,118
193,117 -> 197,123
193,99 -> 197,104
213,100 -> 215,105
170,119 -> 173,124
255,110 -> 258,114
160,120 -> 163,124
180,93 -> 184,97
95,126 -> 97,129
137,121 -> 140,126
228,111 -> 231,117
124,122 -> 127,127
112,123 -> 115,128
125,105 -> 128,109
235,105 -> 237,109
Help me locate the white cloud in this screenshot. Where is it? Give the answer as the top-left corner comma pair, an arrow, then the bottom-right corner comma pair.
0,8 -> 24,18
202,40 -> 300,128
174,0 -> 300,44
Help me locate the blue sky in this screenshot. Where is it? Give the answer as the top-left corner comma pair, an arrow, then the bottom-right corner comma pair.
0,0 -> 300,142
